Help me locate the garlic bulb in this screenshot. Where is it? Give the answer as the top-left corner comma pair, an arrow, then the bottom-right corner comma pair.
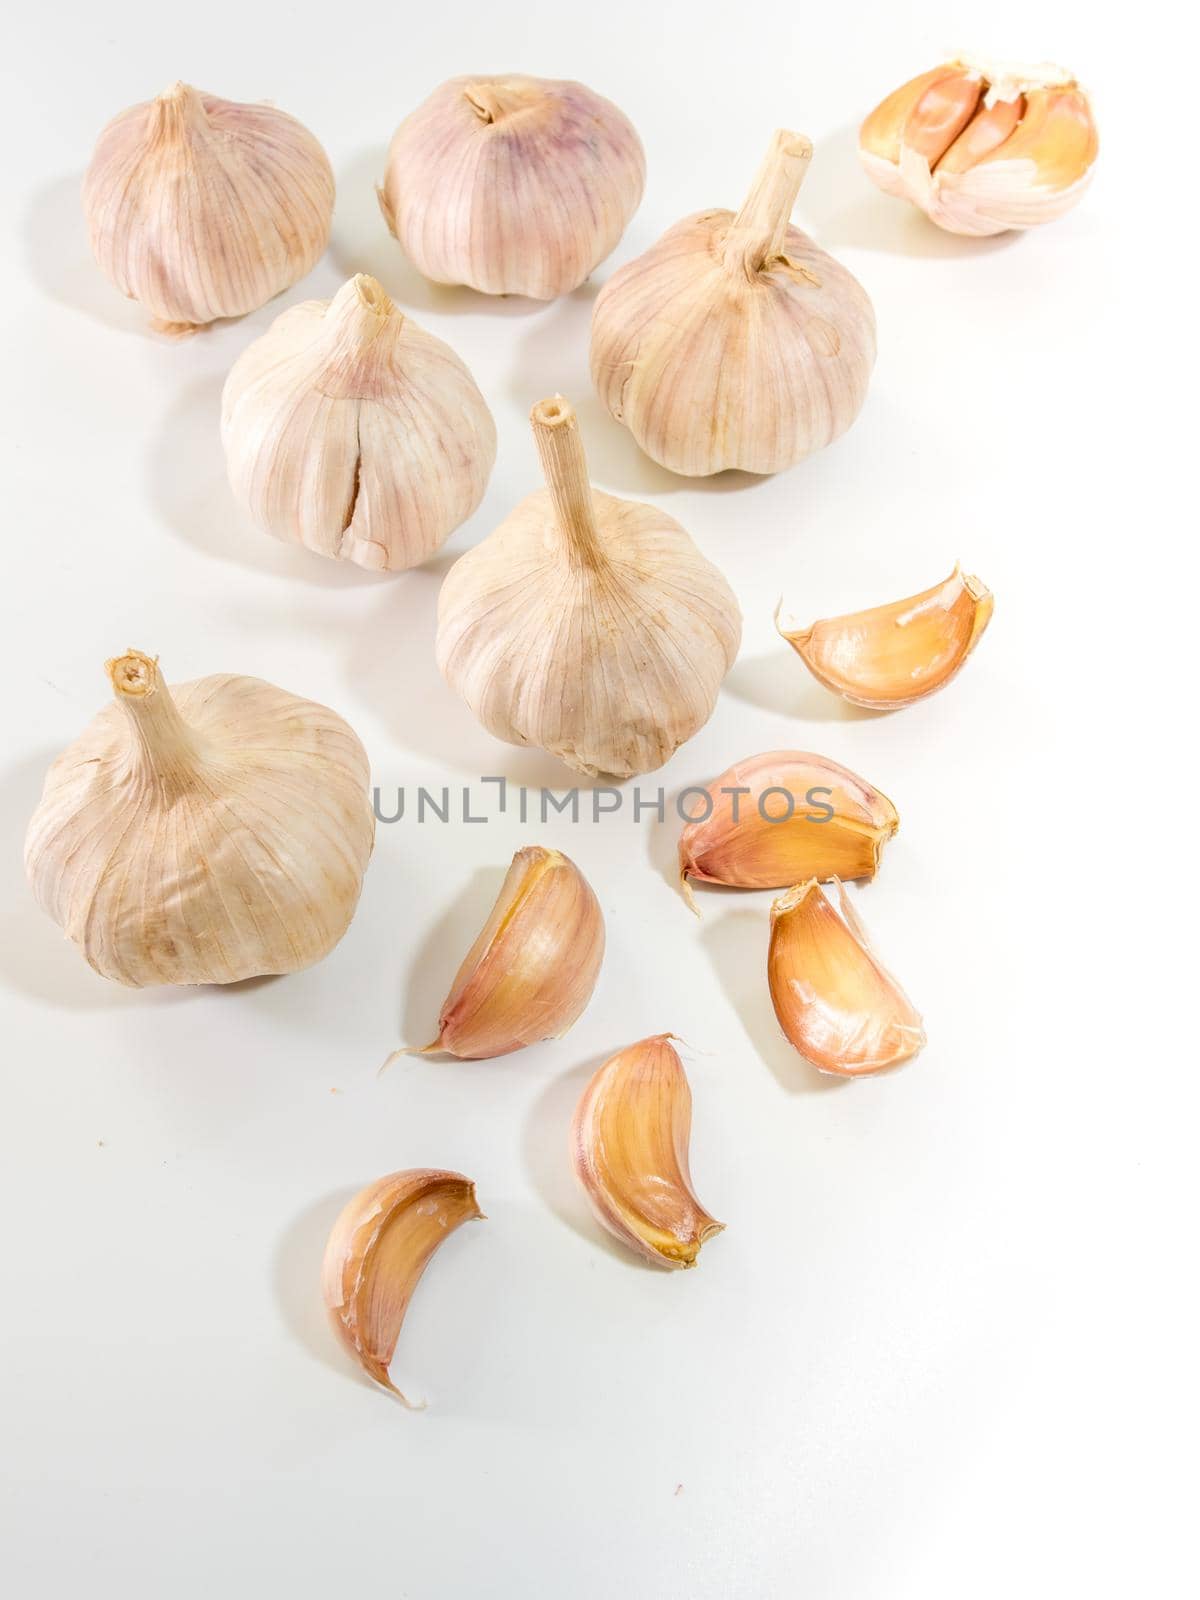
322,1169 -> 484,1402
25,651 -> 373,986
590,130 -> 876,475
570,1036 -> 724,1269
437,397 -> 741,778
378,75 -> 645,299
221,275 -> 496,573
83,82 -> 334,334
777,566 -> 993,709
859,59 -> 1098,236
418,846 -> 604,1059
679,751 -> 899,911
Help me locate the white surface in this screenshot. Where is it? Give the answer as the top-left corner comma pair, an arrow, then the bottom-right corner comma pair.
2,4 -> 1194,1596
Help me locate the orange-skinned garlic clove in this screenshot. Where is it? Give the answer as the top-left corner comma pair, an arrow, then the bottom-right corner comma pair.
776,566 -> 993,710
570,1035 -> 724,1269
768,880 -> 925,1077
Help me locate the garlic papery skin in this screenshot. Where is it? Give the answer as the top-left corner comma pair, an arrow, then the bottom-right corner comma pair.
768,880 -> 925,1077
83,82 -> 334,334
570,1036 -> 724,1269
590,130 -> 876,475
679,751 -> 899,911
24,651 -> 373,986
859,59 -> 1098,236
777,566 -> 993,710
421,846 -> 604,1059
436,397 -> 741,778
378,75 -> 645,299
322,1170 -> 483,1402
221,276 -> 496,573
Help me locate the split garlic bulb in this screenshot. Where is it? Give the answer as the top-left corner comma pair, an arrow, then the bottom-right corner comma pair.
436,397 -> 742,778
221,275 -> 496,572
859,59 -> 1098,236
590,130 -> 876,475
83,82 -> 334,334
378,75 -> 645,299
25,651 -> 374,986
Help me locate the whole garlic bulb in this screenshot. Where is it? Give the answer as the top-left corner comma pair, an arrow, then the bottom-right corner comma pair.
859,59 -> 1098,236
82,82 -> 334,334
590,130 -> 876,475
221,275 -> 496,572
437,398 -> 741,779
378,75 -> 645,299
25,651 -> 374,986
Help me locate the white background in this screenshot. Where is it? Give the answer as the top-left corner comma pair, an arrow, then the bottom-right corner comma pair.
2,3 -> 1194,1596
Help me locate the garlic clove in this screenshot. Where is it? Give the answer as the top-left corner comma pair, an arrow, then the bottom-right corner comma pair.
421,846 -> 604,1060
24,651 -> 373,986
679,751 -> 899,910
590,130 -> 876,475
776,566 -> 993,710
570,1036 -> 724,1269
83,82 -> 334,334
221,275 -> 496,573
436,397 -> 741,777
379,75 -> 645,299
768,880 -> 925,1077
322,1169 -> 484,1402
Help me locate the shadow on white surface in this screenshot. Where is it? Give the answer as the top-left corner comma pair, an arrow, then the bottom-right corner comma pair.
398,863 -> 507,1050
723,649 -> 886,722
25,174 -> 149,336
273,1186 -> 381,1388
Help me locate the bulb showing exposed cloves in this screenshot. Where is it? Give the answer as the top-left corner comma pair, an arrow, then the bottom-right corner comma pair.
679,751 -> 899,911
859,58 -> 1098,236
570,1035 -> 724,1269
768,880 -> 925,1076
414,846 -> 604,1060
322,1169 -> 484,1402
776,566 -> 993,710
222,275 -> 496,573
590,130 -> 876,475
83,82 -> 334,334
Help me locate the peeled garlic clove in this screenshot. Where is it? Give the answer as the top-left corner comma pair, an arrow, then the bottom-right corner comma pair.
378,75 -> 645,299
570,1036 -> 724,1269
83,82 -> 334,334
424,846 -> 604,1059
859,59 -> 1098,236
590,130 -> 876,475
24,651 -> 373,986
437,397 -> 741,777
768,881 -> 925,1076
322,1170 -> 484,1401
679,751 -> 898,909
777,566 -> 993,710
221,275 -> 496,573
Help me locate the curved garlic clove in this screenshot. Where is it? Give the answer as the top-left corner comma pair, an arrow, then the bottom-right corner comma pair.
436,397 -> 741,777
83,82 -> 334,333
570,1036 -> 724,1269
776,567 -> 993,710
221,275 -> 496,573
24,650 -> 373,986
379,75 -> 645,299
859,59 -> 1098,236
679,751 -> 899,910
768,881 -> 925,1077
590,130 -> 876,475
322,1169 -> 484,1402
422,846 -> 604,1059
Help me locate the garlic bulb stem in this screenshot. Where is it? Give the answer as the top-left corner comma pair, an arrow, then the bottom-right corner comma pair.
723,130 -> 814,277
108,651 -> 202,794
530,398 -> 605,570
463,81 -> 529,123
310,275 -> 404,397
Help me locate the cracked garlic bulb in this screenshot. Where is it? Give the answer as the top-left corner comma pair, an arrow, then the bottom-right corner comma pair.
221,275 -> 496,572
436,397 -> 741,779
378,74 -> 645,299
590,130 -> 876,475
83,82 -> 334,334
24,651 -> 374,986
